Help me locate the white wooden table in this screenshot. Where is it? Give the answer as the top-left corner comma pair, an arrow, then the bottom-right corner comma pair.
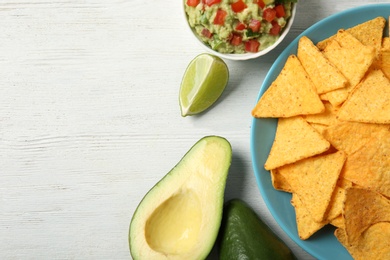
0,0 -> 387,259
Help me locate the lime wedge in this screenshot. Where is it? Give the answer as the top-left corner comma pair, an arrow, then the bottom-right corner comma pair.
179,54 -> 229,117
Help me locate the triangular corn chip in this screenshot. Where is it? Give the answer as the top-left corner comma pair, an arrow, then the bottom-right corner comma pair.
309,123 -> 327,136
319,92 -> 329,101
317,17 -> 386,51
337,69 -> 390,124
349,222 -> 390,260
278,151 -> 346,222
330,215 -> 344,229
379,38 -> 390,80
264,116 -> 330,170
337,177 -> 353,190
339,17 -> 385,52
291,193 -> 328,240
342,130 -> 390,198
304,101 -> 338,126
270,168 -> 292,193
326,186 -> 346,221
332,30 -> 377,87
322,121 -> 389,155
323,33 -> 376,106
336,222 -> 390,260
251,55 -> 324,118
382,37 -> 390,50
297,36 -> 348,94
334,228 -> 349,250
343,187 -> 390,245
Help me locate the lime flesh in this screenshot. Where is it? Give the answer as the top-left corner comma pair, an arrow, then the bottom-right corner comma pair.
179,54 -> 229,117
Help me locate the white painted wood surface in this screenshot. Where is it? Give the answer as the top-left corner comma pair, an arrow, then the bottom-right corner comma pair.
0,0 -> 387,259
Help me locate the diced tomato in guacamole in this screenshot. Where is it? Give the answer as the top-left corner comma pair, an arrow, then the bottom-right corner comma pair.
184,0 -> 295,54
213,9 -> 228,25
235,22 -> 246,31
248,19 -> 261,33
204,0 -> 222,7
231,0 -> 247,13
255,0 -> 265,9
269,20 -> 281,35
202,28 -> 213,38
186,0 -> 200,7
231,34 -> 243,46
275,4 -> 285,17
245,39 -> 260,52
263,8 -> 277,22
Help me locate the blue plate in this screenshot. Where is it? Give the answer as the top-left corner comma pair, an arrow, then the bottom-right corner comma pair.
250,4 -> 390,260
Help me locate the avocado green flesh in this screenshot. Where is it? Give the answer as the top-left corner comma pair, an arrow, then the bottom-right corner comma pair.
129,136 -> 232,260
219,199 -> 297,260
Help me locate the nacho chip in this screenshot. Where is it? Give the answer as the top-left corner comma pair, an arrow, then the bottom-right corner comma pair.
345,16 -> 386,52
337,177 -> 353,189
322,121 -> 389,155
317,17 -> 386,51
270,168 -> 292,193
330,215 -> 344,229
337,69 -> 390,124
326,186 -> 346,221
383,37 -> 390,50
291,193 -> 328,240
319,92 -> 329,101
308,123 -> 327,135
278,151 -> 346,222
251,55 -> 324,118
342,130 -> 390,198
380,38 -> 390,79
334,228 -> 349,249
358,223 -> 390,259
331,30 -> 377,87
304,102 -> 338,126
335,228 -> 370,260
322,35 -> 376,106
264,116 -> 330,170
344,222 -> 390,260
335,29 -> 365,49
343,187 -> 390,245
297,36 -> 348,94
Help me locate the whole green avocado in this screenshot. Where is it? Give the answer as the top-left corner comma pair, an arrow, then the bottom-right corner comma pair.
219,199 -> 297,260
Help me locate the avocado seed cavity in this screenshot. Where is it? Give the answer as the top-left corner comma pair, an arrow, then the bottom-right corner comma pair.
145,189 -> 202,255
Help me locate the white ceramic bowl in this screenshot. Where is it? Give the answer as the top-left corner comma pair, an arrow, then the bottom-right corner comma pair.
182,2 -> 297,61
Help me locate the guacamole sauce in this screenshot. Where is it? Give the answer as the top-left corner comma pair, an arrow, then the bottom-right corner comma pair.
185,0 -> 295,53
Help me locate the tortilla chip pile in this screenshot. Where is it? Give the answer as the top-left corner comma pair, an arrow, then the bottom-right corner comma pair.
252,17 -> 390,259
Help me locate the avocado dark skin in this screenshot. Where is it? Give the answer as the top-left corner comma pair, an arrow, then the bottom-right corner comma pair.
218,199 -> 297,260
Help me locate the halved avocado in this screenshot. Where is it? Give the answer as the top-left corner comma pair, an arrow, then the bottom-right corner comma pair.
129,136 -> 232,260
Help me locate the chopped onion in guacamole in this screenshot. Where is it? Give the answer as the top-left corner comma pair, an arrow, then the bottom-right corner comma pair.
185,0 -> 295,54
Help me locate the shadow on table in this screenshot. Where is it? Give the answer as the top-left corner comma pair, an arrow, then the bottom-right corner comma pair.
224,152 -> 247,200
206,153 -> 248,260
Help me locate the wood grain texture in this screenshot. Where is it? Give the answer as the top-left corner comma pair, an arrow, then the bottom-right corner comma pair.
0,0 -> 386,259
